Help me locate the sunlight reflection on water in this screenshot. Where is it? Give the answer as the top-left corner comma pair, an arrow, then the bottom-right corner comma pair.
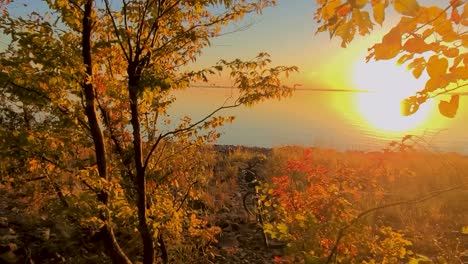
170,88 -> 468,155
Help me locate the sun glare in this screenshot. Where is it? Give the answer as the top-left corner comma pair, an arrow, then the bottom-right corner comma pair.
352,60 -> 433,133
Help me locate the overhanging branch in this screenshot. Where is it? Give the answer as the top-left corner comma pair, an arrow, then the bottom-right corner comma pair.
143,102 -> 241,171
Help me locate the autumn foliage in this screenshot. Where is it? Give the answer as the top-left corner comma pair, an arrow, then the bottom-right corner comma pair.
315,0 -> 468,118
259,149 -> 389,262
257,146 -> 468,263
0,1 -> 297,263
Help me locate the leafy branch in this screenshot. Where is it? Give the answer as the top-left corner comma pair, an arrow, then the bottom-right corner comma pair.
326,182 -> 467,263
143,102 -> 241,171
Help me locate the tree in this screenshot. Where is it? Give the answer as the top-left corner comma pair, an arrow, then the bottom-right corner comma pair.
0,0 -> 297,263
315,0 -> 468,118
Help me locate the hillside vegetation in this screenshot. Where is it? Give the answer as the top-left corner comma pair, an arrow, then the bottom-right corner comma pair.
1,142 -> 467,263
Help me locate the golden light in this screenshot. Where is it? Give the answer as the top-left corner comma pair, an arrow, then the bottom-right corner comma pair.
352,59 -> 433,133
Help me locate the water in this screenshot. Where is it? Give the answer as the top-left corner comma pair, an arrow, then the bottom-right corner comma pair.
169,88 -> 468,155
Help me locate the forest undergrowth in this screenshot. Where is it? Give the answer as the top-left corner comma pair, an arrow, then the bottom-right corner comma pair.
0,138 -> 467,263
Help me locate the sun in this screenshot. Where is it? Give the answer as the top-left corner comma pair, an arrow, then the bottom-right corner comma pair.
352,59 -> 433,133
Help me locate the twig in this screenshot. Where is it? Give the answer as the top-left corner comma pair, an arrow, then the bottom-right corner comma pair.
326,182 -> 467,263
175,180 -> 198,212
143,102 -> 241,171
24,176 -> 47,182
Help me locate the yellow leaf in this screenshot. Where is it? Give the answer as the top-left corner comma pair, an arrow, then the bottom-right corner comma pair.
400,247 -> 407,258
462,226 -> 468,234
397,54 -> 414,65
335,21 -> 355,48
354,0 -> 368,8
277,223 -> 288,234
394,0 -> 420,16
426,56 -> 448,78
373,1 -> 385,25
401,96 -> 419,116
322,0 -> 342,20
295,213 -> 306,221
353,9 -> 373,35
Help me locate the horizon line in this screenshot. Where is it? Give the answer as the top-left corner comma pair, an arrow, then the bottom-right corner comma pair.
189,85 -> 468,96
189,85 -> 371,93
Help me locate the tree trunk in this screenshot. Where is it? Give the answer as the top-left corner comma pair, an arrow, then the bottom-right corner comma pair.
103,226 -> 134,264
82,1 -> 132,263
129,72 -> 155,264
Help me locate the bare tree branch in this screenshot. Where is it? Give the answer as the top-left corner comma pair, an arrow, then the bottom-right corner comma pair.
103,0 -> 130,61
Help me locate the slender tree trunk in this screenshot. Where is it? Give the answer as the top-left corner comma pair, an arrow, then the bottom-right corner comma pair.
158,232 -> 168,264
128,71 -> 155,264
82,1 -> 132,263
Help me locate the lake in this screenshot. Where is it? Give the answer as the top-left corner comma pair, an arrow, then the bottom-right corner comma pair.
170,88 -> 468,155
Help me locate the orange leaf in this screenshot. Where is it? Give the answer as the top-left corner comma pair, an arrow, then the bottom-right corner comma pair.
373,1 -> 385,25
337,4 -> 351,17
401,96 -> 419,116
273,256 -> 284,263
421,28 -> 433,39
462,34 -> 468,48
426,55 -> 448,78
450,56 -> 463,72
451,7 -> 461,24
439,95 -> 459,118
394,0 -> 420,16
418,6 -> 445,23
373,27 -> 401,60
424,77 -> 448,92
412,65 -> 424,78
434,20 -> 458,42
450,0 -> 462,7
407,57 -> 426,78
451,65 -> 468,79
442,48 -> 459,58
403,37 -> 430,53
396,16 -> 417,33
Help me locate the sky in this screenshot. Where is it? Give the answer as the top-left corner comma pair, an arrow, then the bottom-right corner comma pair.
1,0 -> 467,153
175,0 -> 468,153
